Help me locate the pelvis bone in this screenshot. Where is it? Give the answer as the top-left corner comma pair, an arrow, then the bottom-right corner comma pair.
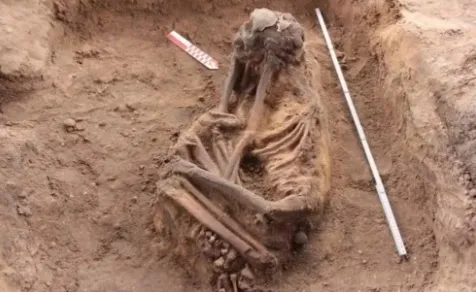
154,8 -> 330,292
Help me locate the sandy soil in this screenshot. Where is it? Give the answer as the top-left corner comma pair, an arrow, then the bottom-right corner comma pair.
0,0 -> 474,291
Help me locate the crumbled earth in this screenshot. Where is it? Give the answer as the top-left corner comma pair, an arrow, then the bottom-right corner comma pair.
0,0 -> 475,292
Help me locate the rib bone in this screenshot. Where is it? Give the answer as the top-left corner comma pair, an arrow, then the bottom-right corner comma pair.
253,121 -> 305,157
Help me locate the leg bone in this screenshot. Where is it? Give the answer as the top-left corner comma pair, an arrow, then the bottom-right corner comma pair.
173,158 -> 315,221
179,178 -> 272,258
163,181 -> 276,268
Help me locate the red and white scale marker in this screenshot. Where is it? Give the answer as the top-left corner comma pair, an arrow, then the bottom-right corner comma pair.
167,30 -> 219,70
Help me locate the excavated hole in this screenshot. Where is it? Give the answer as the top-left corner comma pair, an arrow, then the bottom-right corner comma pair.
1,0 -> 464,291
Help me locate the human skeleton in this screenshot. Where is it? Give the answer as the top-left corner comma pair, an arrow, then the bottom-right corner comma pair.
154,8 -> 330,291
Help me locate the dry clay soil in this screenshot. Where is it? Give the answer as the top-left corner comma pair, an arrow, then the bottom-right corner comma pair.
1,0 -> 476,291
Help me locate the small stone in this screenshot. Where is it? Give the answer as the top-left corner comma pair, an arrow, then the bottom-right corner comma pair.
75,123 -> 85,131
98,122 -> 106,127
125,103 -> 136,112
49,241 -> 56,248
209,235 -> 216,244
469,189 -> 476,198
214,257 -> 225,268
17,205 -> 32,217
17,190 -> 29,199
131,196 -> 138,203
293,231 -> 308,245
220,248 -> 228,255
203,245 -> 218,259
213,239 -> 222,248
238,278 -> 251,290
375,218 -> 385,224
358,250 -> 363,254
362,259 -> 367,264
63,118 -> 76,128
139,165 -> 145,170
6,181 -> 17,191
464,173 -> 471,181
45,281 -> 51,287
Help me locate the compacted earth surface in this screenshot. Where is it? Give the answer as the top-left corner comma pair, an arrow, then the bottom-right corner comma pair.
0,0 -> 475,291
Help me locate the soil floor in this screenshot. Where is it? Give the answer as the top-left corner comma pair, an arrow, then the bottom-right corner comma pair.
0,0 -> 475,292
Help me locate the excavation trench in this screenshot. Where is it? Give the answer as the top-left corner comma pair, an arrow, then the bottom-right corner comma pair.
0,0 -> 473,291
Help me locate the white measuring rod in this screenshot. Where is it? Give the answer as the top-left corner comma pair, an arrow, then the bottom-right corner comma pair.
315,8 -> 407,257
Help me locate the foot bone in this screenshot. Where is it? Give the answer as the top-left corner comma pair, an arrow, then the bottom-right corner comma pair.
161,177 -> 277,269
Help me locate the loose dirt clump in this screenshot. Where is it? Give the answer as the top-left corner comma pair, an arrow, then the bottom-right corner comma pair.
0,0 -> 475,292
